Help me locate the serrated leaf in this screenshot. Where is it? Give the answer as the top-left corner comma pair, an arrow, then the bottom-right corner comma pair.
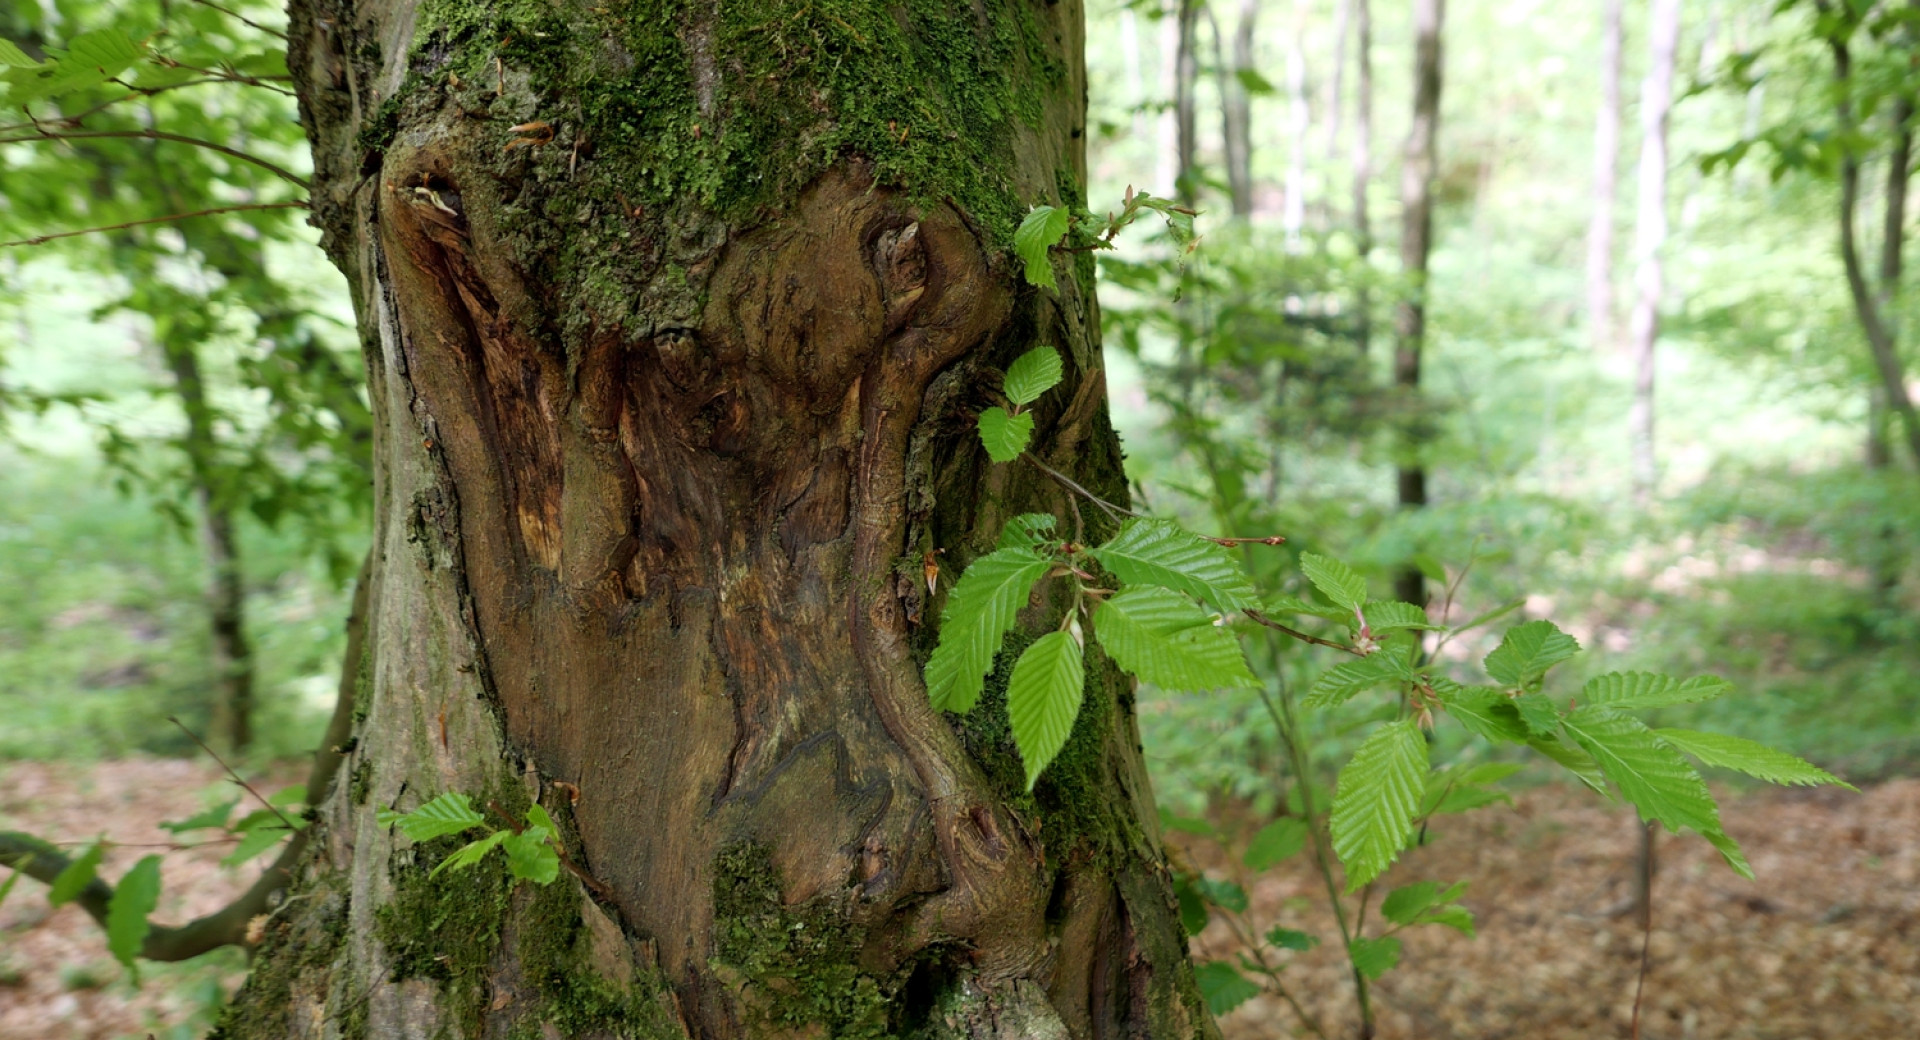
106,855 -> 161,971
1427,785 -> 1511,816
1512,692 -> 1562,735
1330,719 -> 1429,890
997,513 -> 1057,551
161,799 -> 238,834
977,406 -> 1034,463
1304,647 -> 1413,708
1090,519 -> 1258,610
1527,734 -> 1609,794
1380,880 -> 1466,925
1705,828 -> 1756,880
1014,204 -> 1072,287
1484,620 -> 1581,687
7,29 -> 141,103
1193,961 -> 1261,1015
1094,586 -> 1257,692
1581,672 -> 1733,711
1416,904 -> 1476,936
1003,346 -> 1064,406
525,804 -> 559,834
49,842 -> 103,907
1432,683 -> 1531,743
1364,600 -> 1437,632
1193,875 -> 1248,913
428,830 -> 507,879
506,829 -> 561,884
1300,553 -> 1367,613
1174,875 -> 1209,934
924,547 -> 1052,713
1411,553 -> 1448,584
1562,708 -> 1721,834
1265,926 -> 1319,951
384,792 -> 486,843
1243,817 -> 1309,871
1007,631 -> 1087,790
1654,729 -> 1855,790
1348,936 -> 1403,980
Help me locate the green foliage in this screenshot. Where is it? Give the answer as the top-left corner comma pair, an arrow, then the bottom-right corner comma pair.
1093,586 -> 1258,692
1329,719 -> 1429,890
1242,817 -> 1308,870
1002,346 -> 1066,405
106,855 -> 161,973
1655,729 -> 1857,790
1347,936 -> 1402,980
1089,519 -> 1259,610
1379,881 -> 1475,937
378,793 -> 485,843
976,406 -> 1035,463
1006,630 -> 1087,790
1014,206 -> 1072,288
48,842 -> 103,906
924,547 -> 1052,713
1265,927 -> 1317,952
1483,620 -> 1581,689
1300,552 -> 1368,614
1581,672 -> 1733,711
377,794 -> 565,887
1193,961 -> 1261,1015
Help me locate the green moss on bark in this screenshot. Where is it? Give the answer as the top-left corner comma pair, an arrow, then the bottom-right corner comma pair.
207,878 -> 349,1040
375,834 -> 516,1035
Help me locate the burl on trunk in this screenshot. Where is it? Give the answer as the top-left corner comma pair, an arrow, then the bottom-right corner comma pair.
219,2 -> 1216,1037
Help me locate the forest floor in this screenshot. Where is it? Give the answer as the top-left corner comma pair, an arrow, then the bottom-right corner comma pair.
1,759 -> 1915,1040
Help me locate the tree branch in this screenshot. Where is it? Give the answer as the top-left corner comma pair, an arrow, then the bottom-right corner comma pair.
0,202 -> 309,248
182,0 -> 290,41
0,128 -> 310,189
0,551 -> 369,961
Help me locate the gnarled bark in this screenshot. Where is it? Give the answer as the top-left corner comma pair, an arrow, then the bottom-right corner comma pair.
216,2 -> 1218,1038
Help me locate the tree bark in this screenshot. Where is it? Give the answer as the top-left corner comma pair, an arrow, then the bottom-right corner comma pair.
1628,0 -> 1681,507
1175,0 -> 1202,207
1393,0 -> 1444,607
1586,0 -> 1624,352
219,3 -> 1217,1039
1221,0 -> 1260,219
1353,0 -> 1373,356
1282,11 -> 1310,248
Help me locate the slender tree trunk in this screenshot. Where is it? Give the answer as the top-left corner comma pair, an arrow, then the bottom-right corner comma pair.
160,339 -> 256,754
1325,0 -> 1352,168
1587,0 -> 1624,352
222,3 -> 1217,1038
1282,14 -> 1310,247
1393,0 -> 1445,607
1176,0 -> 1202,207
1628,0 -> 1681,507
1353,0 -> 1374,356
1222,0 -> 1260,218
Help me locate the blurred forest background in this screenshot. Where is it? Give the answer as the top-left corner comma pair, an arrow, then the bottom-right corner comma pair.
0,0 -> 1916,1036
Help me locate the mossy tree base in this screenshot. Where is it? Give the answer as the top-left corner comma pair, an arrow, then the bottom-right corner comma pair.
234,1 -> 1221,1037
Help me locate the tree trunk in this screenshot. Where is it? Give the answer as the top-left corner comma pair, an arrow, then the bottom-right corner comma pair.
1393,0 -> 1445,607
1221,0 -> 1260,219
219,3 -> 1217,1039
1324,0 -> 1352,169
1353,0 -> 1373,356
160,338 -> 256,754
1282,12 -> 1310,248
1175,0 -> 1202,207
1586,0 -> 1624,352
1628,0 -> 1681,507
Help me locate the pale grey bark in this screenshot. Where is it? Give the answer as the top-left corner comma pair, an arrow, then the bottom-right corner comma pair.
1628,0 -> 1681,506
1353,0 -> 1374,355
1586,0 -> 1624,352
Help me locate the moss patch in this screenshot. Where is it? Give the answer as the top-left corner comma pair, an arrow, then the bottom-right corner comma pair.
374,833 -> 516,1034
710,842 -> 893,1039
207,879 -> 349,1040
509,855 -> 682,1039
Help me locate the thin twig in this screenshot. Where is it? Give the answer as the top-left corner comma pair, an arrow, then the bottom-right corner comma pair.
1221,913 -> 1331,1040
183,0 -> 290,40
151,57 -> 297,93
166,716 -> 298,830
1245,610 -> 1367,656
0,128 -> 310,189
0,79 -> 223,134
1630,822 -> 1656,1040
1021,452 -> 1287,546
1,201 -> 308,248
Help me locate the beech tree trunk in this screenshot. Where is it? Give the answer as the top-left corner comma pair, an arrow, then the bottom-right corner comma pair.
1352,0 -> 1373,356
217,3 -> 1217,1039
1628,0 -> 1680,506
1393,0 -> 1444,607
1586,0 -> 1624,352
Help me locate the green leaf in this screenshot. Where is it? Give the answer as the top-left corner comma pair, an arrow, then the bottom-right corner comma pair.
428,830 -> 508,879
1330,719 -> 1429,890
1379,880 -> 1467,925
8,29 -> 142,103
1265,926 -> 1319,952
1562,708 -> 1721,834
1193,962 -> 1261,1015
269,785 -> 308,807
1299,552 -> 1367,613
1003,346 -> 1064,406
381,792 -> 486,843
997,513 -> 1057,551
1450,598 -> 1525,635
505,829 -> 561,884
1192,875 -> 1248,913
1303,647 -> 1414,708
1411,553 -> 1448,584
1261,594 -> 1352,623
1654,729 -> 1856,790
977,406 -> 1034,463
1006,630 -> 1087,790
0,39 -> 39,68
924,547 -> 1052,713
1089,518 -> 1258,610
1417,904 -> 1476,936
1093,586 -> 1257,692
1431,682 -> 1530,744
1581,672 -> 1733,712
161,799 -> 238,834
106,855 -> 162,971
49,843 -> 104,907
1484,620 -> 1581,687
221,824 -> 294,867
1160,810 -> 1215,838
1364,600 -> 1438,632
1527,734 -> 1609,794
1013,204 -> 1072,288
1512,692 -> 1562,736
1348,936 -> 1403,980
1243,817 -> 1309,871
1174,875 -> 1210,934
1233,67 -> 1276,95
1705,828 -> 1755,880
0,860 -> 26,909
525,804 -> 559,834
